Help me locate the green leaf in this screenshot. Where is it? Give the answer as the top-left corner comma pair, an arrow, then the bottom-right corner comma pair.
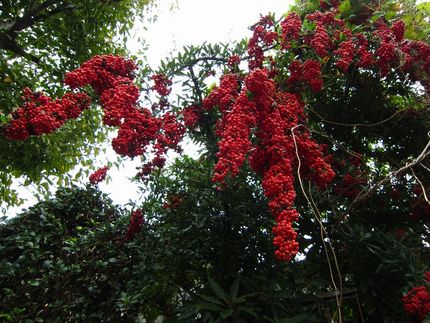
197,302 -> 224,312
281,313 -> 315,323
198,293 -> 223,305
208,277 -> 228,301
230,278 -> 240,299
339,0 -> 352,16
29,280 -> 40,286
220,309 -> 234,319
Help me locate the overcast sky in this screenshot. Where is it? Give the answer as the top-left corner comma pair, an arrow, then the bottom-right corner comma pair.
130,0 -> 292,67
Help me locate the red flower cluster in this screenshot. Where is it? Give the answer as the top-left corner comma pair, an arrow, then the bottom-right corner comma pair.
89,166 -> 109,185
403,274 -> 430,322
4,89 -> 90,141
211,69 -> 334,261
126,209 -> 144,240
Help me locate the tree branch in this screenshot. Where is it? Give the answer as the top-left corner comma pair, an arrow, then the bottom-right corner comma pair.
0,33 -> 40,64
11,1 -> 74,32
349,135 -> 430,207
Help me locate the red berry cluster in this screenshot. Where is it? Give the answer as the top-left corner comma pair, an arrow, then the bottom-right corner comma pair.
248,15 -> 278,70
206,69 -> 334,261
89,166 -> 109,185
286,60 -> 324,93
280,12 -> 302,49
5,55 -> 185,182
333,156 -> 367,199
65,55 -> 184,172
334,40 -> 355,72
151,73 -> 172,96
276,9 -> 430,89
4,88 -> 90,140
65,54 -> 137,94
310,25 -> 333,57
403,273 -> 430,322
203,74 -> 239,113
227,55 -> 241,71
126,209 -> 144,241
182,105 -> 201,129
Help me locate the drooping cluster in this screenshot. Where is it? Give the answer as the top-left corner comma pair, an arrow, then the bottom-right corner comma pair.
280,12 -> 302,49
151,73 -> 172,97
4,88 -> 90,140
65,55 -> 184,171
403,273 -> 430,322
89,166 -> 109,185
207,69 -> 334,261
4,55 -> 184,182
247,15 -> 278,70
126,209 -> 144,240
182,105 -> 201,129
286,60 -> 324,93
286,8 -> 430,91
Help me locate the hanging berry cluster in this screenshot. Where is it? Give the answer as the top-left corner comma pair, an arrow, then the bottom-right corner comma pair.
4,55 -> 185,178
402,272 -> 430,322
65,55 -> 184,173
3,4 -> 430,266
204,68 -> 334,261
4,88 -> 90,140
201,7 -> 430,261
89,166 -> 109,185
126,209 -> 144,240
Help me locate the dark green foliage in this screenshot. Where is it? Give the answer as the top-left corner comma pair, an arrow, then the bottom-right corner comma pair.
0,186 -> 139,321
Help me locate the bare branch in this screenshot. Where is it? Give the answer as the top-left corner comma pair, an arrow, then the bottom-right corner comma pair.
309,108 -> 408,128
412,169 -> 430,206
350,134 -> 430,207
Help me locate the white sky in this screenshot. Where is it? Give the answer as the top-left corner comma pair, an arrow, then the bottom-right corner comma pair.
7,0 -> 294,215
130,0 -> 292,67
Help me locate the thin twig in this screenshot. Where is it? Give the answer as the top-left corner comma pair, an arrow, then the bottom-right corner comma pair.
350,135 -> 430,207
411,169 -> 430,206
291,124 -> 343,322
309,108 -> 408,128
